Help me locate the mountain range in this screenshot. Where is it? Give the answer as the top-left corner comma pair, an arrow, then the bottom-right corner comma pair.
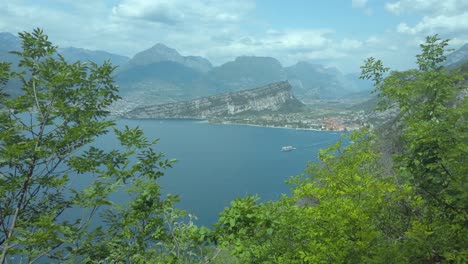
1,31 -> 467,104
113,43 -> 376,104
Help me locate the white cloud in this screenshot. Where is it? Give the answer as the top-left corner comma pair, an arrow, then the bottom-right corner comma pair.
198,29 -> 335,66
387,0 -> 468,49
267,29 -> 332,50
340,38 -> 363,50
352,0 -> 372,15
365,36 -> 382,44
178,28 -> 374,70
385,2 -> 400,14
449,37 -> 468,46
0,0 -> 256,58
397,12 -> 468,34
386,0 -> 468,15
112,1 -> 184,24
112,0 -> 254,25
3,0 -> 465,73
352,0 -> 368,8
0,0 -> 389,73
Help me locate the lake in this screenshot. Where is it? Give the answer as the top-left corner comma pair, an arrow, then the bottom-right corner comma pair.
99,119 -> 343,227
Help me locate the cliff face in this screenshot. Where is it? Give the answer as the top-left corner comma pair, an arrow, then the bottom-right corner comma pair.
124,81 -> 303,119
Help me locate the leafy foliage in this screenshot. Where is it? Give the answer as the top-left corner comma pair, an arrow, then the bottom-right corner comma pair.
213,35 -> 467,263
0,29 -> 209,263
1,29 -> 466,263
361,35 -> 467,262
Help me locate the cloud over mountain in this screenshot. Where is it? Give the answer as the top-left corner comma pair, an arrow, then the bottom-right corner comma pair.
386,0 -> 468,35
0,1 -> 467,73
112,0 -> 254,25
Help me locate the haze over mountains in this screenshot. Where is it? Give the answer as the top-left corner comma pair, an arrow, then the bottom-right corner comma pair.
115,43 -> 375,104
1,31 -> 467,104
443,43 -> 468,69
59,47 -> 130,67
119,43 -> 212,73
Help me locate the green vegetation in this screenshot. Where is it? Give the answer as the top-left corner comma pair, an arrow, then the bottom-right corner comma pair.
212,34 -> 467,263
0,29 -> 208,263
1,30 -> 466,263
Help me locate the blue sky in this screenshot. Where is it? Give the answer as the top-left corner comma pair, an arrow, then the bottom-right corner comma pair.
1,0 -> 467,72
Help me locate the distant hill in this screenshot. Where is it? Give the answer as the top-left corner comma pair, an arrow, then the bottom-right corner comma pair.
443,43 -> 468,68
0,32 -> 22,96
0,32 -> 131,97
205,56 -> 286,94
0,32 -> 20,65
343,72 -> 374,93
285,62 -> 373,101
285,62 -> 344,100
0,32 -> 130,67
117,61 -> 202,87
115,61 -> 209,103
57,47 -> 130,66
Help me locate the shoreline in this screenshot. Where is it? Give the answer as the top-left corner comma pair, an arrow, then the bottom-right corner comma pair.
210,121 -> 330,132
120,116 -> 348,132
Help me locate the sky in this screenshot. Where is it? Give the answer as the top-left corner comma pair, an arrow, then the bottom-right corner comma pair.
1,0 -> 467,73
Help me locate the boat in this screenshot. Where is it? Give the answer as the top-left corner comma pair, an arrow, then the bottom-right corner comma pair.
281,146 -> 296,152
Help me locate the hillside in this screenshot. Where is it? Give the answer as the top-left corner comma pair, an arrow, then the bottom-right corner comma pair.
443,43 -> 468,68
123,81 -> 303,119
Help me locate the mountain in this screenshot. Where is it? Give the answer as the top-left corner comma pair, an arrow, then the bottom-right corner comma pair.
123,81 -> 303,119
115,61 -> 208,103
343,73 -> 374,95
205,56 -> 286,93
115,53 -> 374,105
0,32 -> 20,63
117,61 -> 201,87
1,31 -> 373,103
57,47 -> 130,66
0,33 -> 22,97
285,62 -> 373,101
0,32 -> 129,67
0,31 -> 131,96
443,43 -> 468,68
120,43 -> 212,73
114,43 -> 215,102
115,55 -> 288,105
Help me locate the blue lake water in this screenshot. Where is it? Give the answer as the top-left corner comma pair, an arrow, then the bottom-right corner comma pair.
98,119 -> 342,227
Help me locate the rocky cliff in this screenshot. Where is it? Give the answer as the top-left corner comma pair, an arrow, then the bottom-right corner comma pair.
124,81 -> 303,119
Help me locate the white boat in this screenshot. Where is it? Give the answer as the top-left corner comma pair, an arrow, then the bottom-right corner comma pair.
281,146 -> 296,152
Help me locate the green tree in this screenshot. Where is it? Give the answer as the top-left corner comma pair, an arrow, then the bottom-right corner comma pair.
214,35 -> 467,263
0,28 -> 120,262
0,29 -> 209,263
213,132 -> 413,263
361,34 -> 467,262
